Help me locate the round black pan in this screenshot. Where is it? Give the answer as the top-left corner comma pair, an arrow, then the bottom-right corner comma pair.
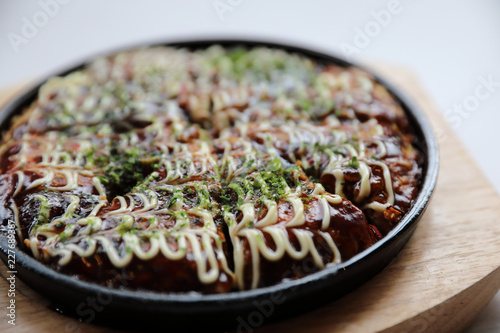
0,39 -> 439,332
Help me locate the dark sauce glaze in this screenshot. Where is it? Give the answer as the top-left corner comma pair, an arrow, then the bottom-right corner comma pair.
0,46 -> 422,293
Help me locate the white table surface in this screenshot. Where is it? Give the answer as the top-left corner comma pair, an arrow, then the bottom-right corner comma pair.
0,1 -> 499,331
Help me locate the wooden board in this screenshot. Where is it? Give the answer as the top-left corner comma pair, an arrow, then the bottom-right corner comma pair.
1,65 -> 500,333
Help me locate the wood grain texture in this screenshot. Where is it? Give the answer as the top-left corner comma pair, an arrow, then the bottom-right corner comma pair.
1,64 -> 499,333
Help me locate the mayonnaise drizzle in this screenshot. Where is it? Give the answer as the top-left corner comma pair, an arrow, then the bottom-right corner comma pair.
6,46 -> 409,292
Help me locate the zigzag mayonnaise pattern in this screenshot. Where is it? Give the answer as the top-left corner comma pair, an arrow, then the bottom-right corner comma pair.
1,46 -> 420,291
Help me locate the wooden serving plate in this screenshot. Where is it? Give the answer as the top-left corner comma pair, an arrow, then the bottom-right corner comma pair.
1,64 -> 499,333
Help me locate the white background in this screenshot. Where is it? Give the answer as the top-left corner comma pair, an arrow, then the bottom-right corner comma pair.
0,1 -> 499,331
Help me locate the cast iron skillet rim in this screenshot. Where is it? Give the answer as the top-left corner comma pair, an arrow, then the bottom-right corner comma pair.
0,38 -> 439,305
